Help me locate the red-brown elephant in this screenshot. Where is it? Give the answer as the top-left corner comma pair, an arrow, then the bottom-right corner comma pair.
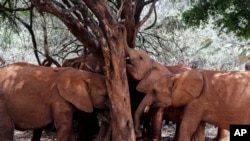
134,69 -> 250,141
0,62 -> 108,141
31,54 -> 105,141
62,54 -> 104,141
126,47 -> 228,141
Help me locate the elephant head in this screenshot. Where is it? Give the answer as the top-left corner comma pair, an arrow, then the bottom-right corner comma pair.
125,47 -> 171,93
134,70 -> 204,137
56,69 -> 108,112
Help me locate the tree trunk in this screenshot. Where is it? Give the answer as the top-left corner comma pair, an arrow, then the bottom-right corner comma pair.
102,28 -> 135,141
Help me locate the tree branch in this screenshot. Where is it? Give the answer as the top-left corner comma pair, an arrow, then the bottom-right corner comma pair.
0,5 -> 32,12
30,0 -> 102,57
136,0 -> 157,31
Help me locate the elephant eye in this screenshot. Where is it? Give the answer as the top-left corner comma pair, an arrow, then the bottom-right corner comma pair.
139,56 -> 143,60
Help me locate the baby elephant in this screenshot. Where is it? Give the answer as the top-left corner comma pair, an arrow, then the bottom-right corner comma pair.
0,62 -> 108,141
135,69 -> 250,141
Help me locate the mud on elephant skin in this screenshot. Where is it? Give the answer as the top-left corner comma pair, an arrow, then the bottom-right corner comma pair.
0,62 -> 108,141
135,69 -> 250,141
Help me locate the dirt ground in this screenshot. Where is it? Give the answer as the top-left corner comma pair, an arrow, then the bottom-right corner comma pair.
14,123 -> 225,141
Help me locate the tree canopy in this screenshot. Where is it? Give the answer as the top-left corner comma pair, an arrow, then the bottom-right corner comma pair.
183,0 -> 250,39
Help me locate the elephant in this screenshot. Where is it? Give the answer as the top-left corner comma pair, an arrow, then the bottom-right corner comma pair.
33,55 -> 108,141
125,47 -> 228,141
126,47 -> 172,94
125,47 -> 194,140
31,55 -> 103,141
0,62 -> 108,141
134,69 -> 250,141
62,55 -> 105,141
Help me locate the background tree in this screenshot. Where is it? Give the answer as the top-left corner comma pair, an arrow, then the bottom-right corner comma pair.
182,0 -> 250,39
133,0 -> 248,70
0,0 -> 79,65
182,0 -> 250,60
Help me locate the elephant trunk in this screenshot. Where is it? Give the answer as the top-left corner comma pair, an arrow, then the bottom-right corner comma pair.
124,46 -> 131,55
134,95 -> 154,137
125,46 -> 135,59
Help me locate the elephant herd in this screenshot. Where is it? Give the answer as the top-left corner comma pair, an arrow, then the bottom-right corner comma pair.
0,47 -> 250,141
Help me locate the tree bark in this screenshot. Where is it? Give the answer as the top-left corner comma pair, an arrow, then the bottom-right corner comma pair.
102,28 -> 135,141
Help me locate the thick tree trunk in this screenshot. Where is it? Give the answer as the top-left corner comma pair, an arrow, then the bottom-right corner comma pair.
102,29 -> 135,141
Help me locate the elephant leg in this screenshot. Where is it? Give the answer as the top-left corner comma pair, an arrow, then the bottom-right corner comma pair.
213,128 -> 228,141
32,128 -> 43,141
0,100 -> 14,141
76,111 -> 99,141
142,113 -> 151,140
192,121 -> 205,141
178,101 -> 204,141
173,123 -> 180,141
52,103 -> 76,141
31,123 -> 56,141
150,108 -> 164,141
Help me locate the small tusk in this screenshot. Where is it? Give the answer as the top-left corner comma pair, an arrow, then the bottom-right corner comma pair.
126,57 -> 130,60
144,105 -> 150,113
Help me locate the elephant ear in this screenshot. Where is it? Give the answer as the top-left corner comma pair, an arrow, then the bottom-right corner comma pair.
57,75 -> 93,113
171,70 -> 203,107
136,67 -> 168,93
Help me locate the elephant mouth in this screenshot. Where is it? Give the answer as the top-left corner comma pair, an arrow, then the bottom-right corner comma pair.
126,56 -> 132,65
126,56 -> 133,69
149,101 -> 171,110
126,66 -> 138,80
143,103 -> 170,114
126,57 -> 138,79
156,103 -> 171,108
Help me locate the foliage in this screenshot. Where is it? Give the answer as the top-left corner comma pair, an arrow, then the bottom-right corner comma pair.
138,0 -> 249,70
0,0 -> 83,66
182,0 -> 250,39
